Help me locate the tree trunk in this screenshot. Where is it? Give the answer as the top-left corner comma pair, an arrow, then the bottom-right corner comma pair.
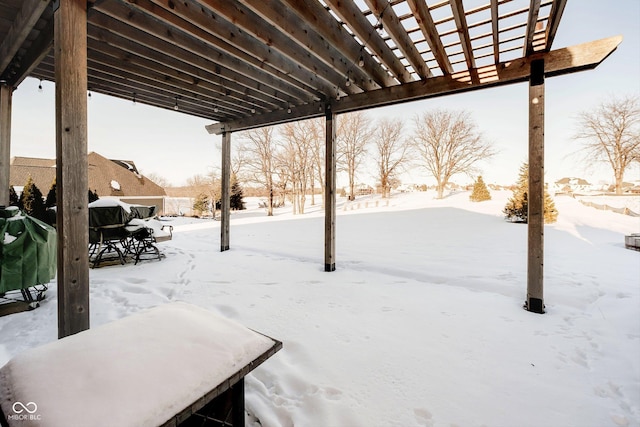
615,170 -> 623,195
267,188 -> 274,216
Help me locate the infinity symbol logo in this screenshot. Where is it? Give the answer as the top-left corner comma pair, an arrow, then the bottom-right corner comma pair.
12,401 -> 38,414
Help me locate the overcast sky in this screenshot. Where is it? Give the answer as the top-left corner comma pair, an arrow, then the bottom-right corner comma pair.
8,0 -> 640,187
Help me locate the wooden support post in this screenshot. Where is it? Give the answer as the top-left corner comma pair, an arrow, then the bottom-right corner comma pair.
55,0 -> 90,337
231,378 -> 245,427
527,59 -> 545,314
324,106 -> 336,272
221,131 -> 231,251
0,84 -> 11,207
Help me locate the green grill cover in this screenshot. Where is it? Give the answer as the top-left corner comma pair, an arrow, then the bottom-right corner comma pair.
0,207 -> 57,293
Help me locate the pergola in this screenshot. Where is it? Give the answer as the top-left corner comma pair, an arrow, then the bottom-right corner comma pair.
0,0 -> 620,337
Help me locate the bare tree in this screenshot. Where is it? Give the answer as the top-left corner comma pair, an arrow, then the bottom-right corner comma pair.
186,172 -> 220,216
279,120 -> 316,214
337,111 -> 374,200
308,118 -> 325,207
410,110 -> 495,199
374,117 -> 410,198
144,172 -> 171,188
237,126 -> 278,215
574,95 -> 640,194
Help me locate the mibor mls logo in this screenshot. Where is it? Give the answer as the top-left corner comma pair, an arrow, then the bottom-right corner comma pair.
9,401 -> 41,421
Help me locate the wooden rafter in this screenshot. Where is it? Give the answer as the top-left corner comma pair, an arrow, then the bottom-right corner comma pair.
450,0 -> 477,71
545,0 -> 567,51
0,0 -> 49,78
407,0 -> 453,75
88,14 -> 282,111
491,0 -> 499,64
193,0 -> 360,98
277,0 -> 397,89
524,0 -> 542,55
324,0 -> 413,84
93,1 -> 316,107
241,0 -> 383,92
365,0 -> 432,79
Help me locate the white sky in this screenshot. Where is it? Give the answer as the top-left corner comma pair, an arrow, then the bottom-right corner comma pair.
8,0 -> 640,187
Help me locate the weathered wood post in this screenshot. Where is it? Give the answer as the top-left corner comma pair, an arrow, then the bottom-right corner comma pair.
55,0 -> 90,336
325,106 -> 336,271
221,131 -> 231,251
0,84 -> 11,206
527,58 -> 545,313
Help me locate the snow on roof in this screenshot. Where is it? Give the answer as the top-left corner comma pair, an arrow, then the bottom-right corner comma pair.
0,302 -> 277,427
89,198 -> 134,213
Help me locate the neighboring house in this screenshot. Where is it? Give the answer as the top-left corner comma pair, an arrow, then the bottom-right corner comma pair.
553,177 -> 592,194
10,152 -> 167,214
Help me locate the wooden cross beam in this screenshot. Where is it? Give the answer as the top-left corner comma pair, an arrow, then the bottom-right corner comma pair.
206,35 -> 622,135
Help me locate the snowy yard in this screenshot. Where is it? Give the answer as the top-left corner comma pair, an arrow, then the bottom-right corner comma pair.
0,190 -> 639,427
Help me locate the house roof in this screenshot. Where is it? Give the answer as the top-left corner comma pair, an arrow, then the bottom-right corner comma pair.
0,1 -> 621,134
10,152 -> 166,197
555,177 -> 591,186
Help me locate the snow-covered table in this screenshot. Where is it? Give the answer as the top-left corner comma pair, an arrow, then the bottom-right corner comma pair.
0,302 -> 281,427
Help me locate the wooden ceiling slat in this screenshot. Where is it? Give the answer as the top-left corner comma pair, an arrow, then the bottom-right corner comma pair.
265,0 -> 397,89
94,0 -> 319,106
524,0 -> 542,55
407,0 -> 453,75
365,0 -> 432,79
135,0 -> 333,102
545,0 -> 567,52
0,0 -> 49,76
196,0 -> 360,98
88,26 -> 278,112
7,14 -> 52,87
450,0 -> 477,72
32,60 -> 232,121
88,13 -> 284,110
242,0 -> 381,92
85,43 -> 251,117
323,0 -> 413,84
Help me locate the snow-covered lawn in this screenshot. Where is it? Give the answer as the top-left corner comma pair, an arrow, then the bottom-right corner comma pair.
1,190 -> 638,427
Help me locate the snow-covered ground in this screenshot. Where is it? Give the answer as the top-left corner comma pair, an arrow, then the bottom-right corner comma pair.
575,194 -> 640,215
1,190 -> 639,427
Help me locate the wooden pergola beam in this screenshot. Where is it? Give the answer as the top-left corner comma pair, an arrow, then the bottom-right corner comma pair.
0,0 -> 49,76
491,0 -> 500,64
524,0 -> 542,56
545,0 -> 567,51
206,36 -> 622,135
278,0 -> 397,89
527,58 -> 545,313
323,0 -> 413,84
450,0 -> 477,72
242,0 -> 382,92
55,0 -> 90,338
94,1 -> 318,105
407,0 -> 453,75
0,84 -> 10,206
365,0 -> 432,79
193,0 -> 359,97
88,14 -> 283,111
325,106 -> 336,272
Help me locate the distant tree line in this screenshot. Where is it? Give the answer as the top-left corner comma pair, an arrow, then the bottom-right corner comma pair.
175,93 -> 637,218
224,109 -> 495,216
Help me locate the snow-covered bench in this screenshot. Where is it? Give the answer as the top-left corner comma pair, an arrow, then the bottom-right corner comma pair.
0,303 -> 282,426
